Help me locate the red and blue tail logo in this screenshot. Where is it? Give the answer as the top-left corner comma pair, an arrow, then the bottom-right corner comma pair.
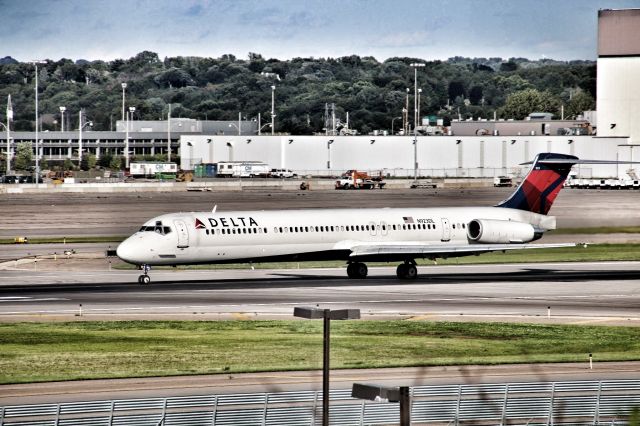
497,153 -> 578,215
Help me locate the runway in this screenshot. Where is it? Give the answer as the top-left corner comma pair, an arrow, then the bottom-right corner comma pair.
1,261 -> 639,324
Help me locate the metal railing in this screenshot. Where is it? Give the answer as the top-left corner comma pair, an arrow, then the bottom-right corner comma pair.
1,379 -> 638,425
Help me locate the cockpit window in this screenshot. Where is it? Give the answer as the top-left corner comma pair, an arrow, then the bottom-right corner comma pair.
138,221 -> 172,235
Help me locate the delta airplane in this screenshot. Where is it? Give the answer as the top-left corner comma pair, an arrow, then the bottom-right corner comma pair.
117,153 -> 593,284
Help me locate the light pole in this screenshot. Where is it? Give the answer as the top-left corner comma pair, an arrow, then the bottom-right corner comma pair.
32,60 -> 45,186
121,83 -> 127,122
405,88 -> 410,134
352,384 -> 411,426
293,307 -> 360,426
78,110 -> 93,166
417,88 -> 422,128
327,139 -> 334,170
391,116 -> 402,135
410,63 -> 425,135
59,106 -> 66,132
4,95 -> 11,174
167,103 -> 171,162
0,122 -> 9,174
271,85 -> 276,136
125,106 -> 135,168
401,108 -> 407,135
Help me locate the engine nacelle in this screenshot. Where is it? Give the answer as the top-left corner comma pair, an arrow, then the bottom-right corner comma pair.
467,219 -> 536,244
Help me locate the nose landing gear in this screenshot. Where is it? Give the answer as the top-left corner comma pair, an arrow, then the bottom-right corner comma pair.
137,264 -> 151,285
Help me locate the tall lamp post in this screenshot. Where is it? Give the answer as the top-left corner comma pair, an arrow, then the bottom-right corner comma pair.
410,63 -> 425,181
409,63 -> 425,135
417,88 -> 422,128
293,307 -> 360,426
0,122 -> 9,174
167,103 -> 171,162
405,88 -> 410,134
271,85 -> 276,136
32,60 -> 45,186
59,106 -> 66,132
4,95 -> 12,174
78,110 -> 92,166
121,83 -> 127,122
125,106 -> 135,169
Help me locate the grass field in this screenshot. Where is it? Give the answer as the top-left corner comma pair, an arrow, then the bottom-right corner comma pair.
1,321 -> 639,384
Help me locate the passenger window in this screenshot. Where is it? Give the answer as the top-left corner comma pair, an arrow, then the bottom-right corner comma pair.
264,228 -> 267,233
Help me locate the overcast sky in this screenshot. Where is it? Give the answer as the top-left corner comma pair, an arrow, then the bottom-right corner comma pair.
2,0 -> 639,62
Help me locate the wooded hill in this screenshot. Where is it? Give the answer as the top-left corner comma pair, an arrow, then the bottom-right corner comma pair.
0,52 -> 596,135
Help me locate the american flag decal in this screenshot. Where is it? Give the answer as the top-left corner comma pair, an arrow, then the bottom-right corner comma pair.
403,216 -> 414,224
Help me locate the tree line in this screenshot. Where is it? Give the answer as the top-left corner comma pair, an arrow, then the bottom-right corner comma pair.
0,52 -> 596,135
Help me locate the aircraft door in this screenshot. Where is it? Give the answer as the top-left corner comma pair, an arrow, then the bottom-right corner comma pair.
174,220 -> 190,248
441,218 -> 451,242
369,221 -> 377,236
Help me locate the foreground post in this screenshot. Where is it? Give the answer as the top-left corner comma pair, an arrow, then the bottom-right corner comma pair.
294,307 -> 360,426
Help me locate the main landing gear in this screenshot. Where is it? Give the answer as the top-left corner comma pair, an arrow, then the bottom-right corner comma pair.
396,261 -> 418,280
346,262 -> 368,279
346,260 -> 419,280
138,264 -> 151,285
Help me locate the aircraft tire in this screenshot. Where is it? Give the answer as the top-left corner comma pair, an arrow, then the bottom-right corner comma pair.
404,264 -> 418,279
347,263 -> 368,279
396,263 -> 418,280
354,262 -> 368,278
346,263 -> 357,278
396,264 -> 407,279
139,275 -> 151,285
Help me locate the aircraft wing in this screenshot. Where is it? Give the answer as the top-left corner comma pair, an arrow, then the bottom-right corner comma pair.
348,242 -> 576,260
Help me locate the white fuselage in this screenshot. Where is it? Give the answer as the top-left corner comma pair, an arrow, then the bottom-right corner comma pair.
116,206 -> 553,266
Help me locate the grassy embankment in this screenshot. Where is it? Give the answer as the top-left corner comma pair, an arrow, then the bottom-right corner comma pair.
1,321 -> 639,384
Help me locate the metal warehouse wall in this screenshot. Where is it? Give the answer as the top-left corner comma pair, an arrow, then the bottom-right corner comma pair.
180,135 -> 631,178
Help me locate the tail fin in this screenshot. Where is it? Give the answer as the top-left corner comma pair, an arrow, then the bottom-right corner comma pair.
497,153 -> 578,215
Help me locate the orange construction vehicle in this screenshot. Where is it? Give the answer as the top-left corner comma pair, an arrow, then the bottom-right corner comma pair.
335,170 -> 385,189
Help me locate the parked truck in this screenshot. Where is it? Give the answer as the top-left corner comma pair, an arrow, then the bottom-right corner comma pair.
335,170 -> 385,189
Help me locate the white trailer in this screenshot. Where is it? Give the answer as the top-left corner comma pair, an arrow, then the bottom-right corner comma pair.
216,161 -> 270,178
129,162 -> 178,177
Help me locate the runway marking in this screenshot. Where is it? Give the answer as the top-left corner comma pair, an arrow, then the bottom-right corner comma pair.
0,297 -> 69,302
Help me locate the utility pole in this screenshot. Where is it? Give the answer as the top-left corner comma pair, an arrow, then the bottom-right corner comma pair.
167,104 -> 171,162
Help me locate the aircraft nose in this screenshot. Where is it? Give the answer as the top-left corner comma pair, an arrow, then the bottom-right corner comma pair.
116,238 -> 141,264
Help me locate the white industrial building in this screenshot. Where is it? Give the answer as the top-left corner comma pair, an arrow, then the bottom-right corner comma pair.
596,8 -> 640,144
179,135 -> 634,179
180,9 -> 640,180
